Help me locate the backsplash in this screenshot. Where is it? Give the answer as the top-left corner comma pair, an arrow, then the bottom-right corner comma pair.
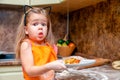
69,0 -> 120,60
0,8 -> 22,52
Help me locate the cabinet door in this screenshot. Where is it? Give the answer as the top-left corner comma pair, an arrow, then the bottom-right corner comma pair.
0,72 -> 24,80
0,0 -> 29,5
0,66 -> 24,80
31,0 -> 63,5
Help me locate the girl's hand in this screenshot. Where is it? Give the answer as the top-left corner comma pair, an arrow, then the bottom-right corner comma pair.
45,60 -> 67,71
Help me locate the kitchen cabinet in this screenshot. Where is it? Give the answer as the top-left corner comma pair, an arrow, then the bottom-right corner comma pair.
0,0 -> 29,5
0,66 -> 24,80
0,0 -> 106,13
0,0 -> 63,6
31,0 -> 63,5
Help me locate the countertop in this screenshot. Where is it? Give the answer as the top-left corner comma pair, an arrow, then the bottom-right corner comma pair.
0,59 -> 21,66
56,64 -> 120,80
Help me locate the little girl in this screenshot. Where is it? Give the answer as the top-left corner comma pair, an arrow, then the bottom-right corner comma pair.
15,5 -> 66,80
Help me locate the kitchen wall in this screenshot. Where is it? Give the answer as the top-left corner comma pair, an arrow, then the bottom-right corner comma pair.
69,0 -> 120,60
0,0 -> 120,60
0,7 -> 22,52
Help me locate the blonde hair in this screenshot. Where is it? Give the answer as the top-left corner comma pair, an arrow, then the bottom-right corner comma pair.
15,7 -> 55,59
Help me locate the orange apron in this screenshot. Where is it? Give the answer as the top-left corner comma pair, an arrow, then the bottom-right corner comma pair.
23,40 -> 57,80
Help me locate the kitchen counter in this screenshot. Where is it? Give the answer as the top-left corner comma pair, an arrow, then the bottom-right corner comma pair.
0,59 -> 21,66
56,64 -> 120,80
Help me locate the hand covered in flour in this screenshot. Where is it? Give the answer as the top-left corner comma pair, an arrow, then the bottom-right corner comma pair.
45,60 -> 67,71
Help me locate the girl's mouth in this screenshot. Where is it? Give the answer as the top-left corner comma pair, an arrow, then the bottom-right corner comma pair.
38,32 -> 43,38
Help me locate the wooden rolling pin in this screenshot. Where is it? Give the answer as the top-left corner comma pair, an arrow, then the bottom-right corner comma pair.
75,53 -> 111,69
77,58 -> 111,69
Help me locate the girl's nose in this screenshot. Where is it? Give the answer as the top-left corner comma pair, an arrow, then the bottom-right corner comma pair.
38,27 -> 43,30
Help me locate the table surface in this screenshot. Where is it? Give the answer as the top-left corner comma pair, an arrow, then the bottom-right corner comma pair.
56,64 -> 120,80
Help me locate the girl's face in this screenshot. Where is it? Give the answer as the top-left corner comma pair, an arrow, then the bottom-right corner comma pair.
25,13 -> 48,43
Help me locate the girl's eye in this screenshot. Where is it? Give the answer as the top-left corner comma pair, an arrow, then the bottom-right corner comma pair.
33,23 -> 39,26
31,22 -> 47,26
41,23 -> 47,26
